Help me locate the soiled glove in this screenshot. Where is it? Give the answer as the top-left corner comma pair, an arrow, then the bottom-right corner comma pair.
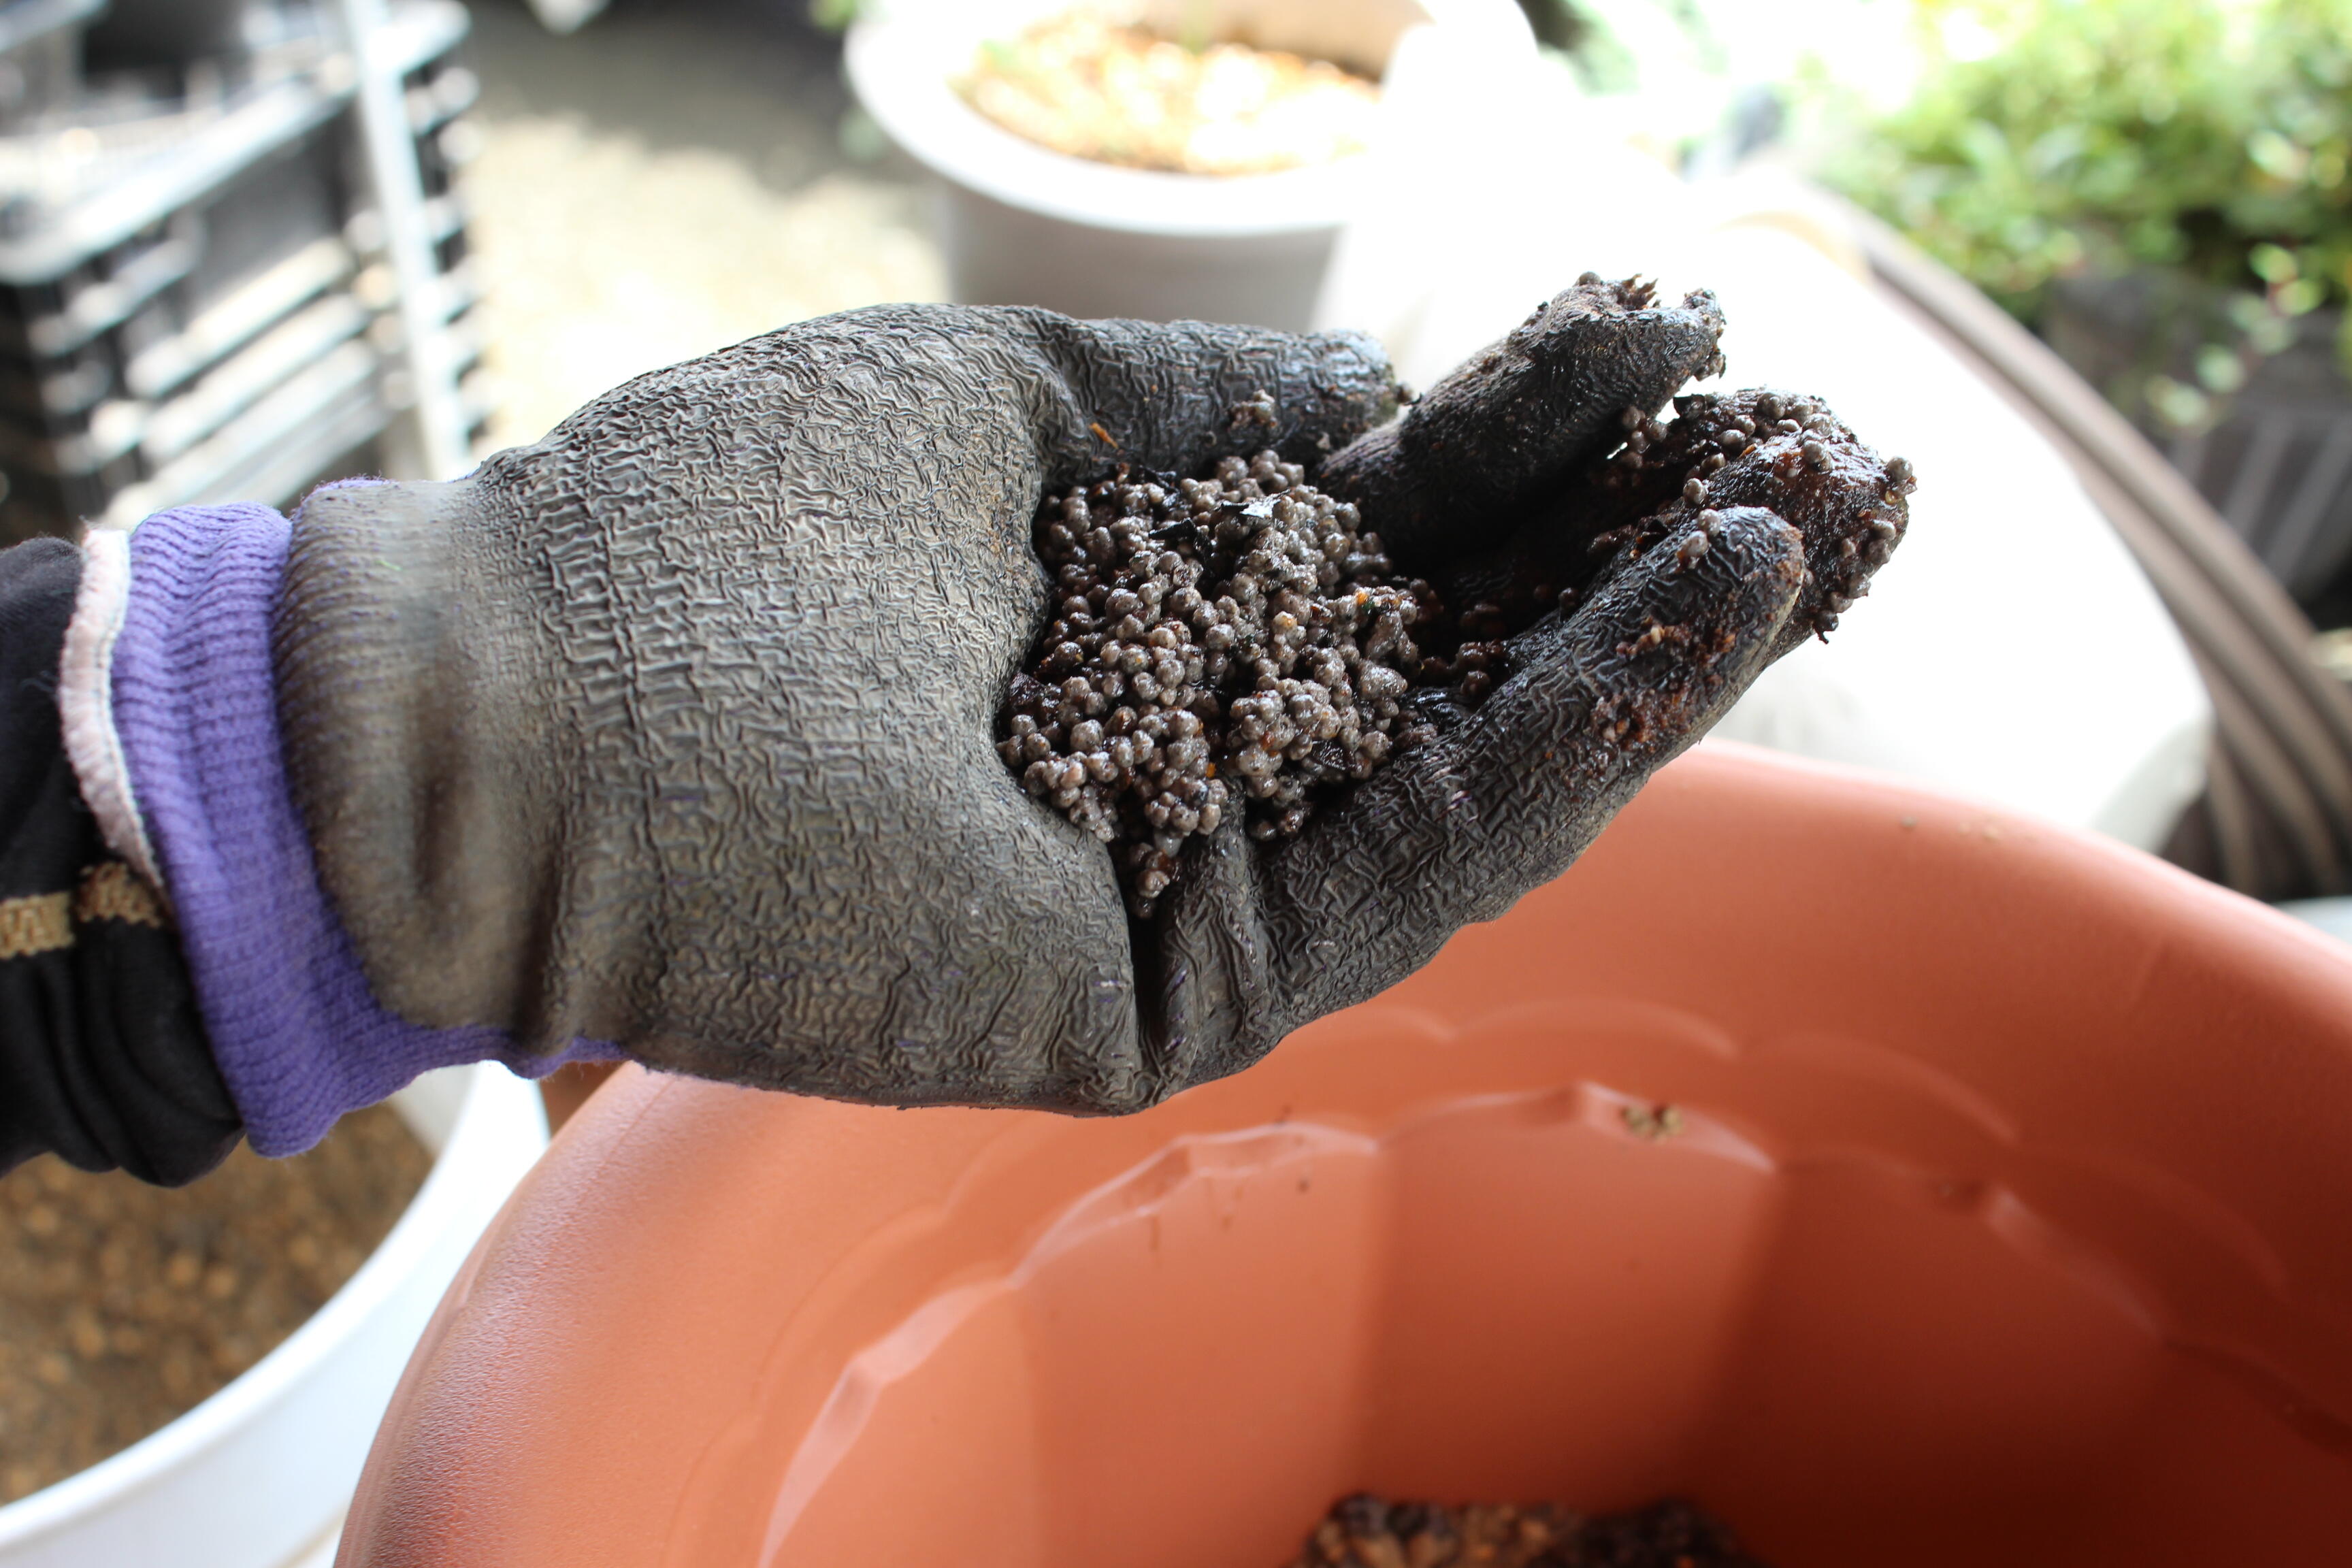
263,297 -> 1881,1114
262,297 -> 1853,1114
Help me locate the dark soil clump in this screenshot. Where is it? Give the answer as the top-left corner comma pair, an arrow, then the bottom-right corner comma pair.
0,1105 -> 431,1503
1288,1493 -> 1771,1568
1439,387 -> 1913,657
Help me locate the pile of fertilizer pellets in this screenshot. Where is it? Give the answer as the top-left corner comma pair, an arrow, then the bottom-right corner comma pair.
1286,1493 -> 1771,1568
999,448 -> 1475,918
996,363 -> 1910,919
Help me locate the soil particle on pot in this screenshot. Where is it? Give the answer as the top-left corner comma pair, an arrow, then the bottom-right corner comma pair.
1620,1102 -> 1684,1140
1286,1493 -> 1771,1568
958,12 -> 1381,176
0,1107 -> 431,1503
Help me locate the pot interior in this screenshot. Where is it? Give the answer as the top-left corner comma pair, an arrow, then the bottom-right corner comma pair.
754,1014 -> 2352,1568
726,753 -> 2352,1567
344,748 -> 2352,1567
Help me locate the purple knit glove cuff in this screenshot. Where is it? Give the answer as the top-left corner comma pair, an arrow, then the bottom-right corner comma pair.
110,501 -> 619,1156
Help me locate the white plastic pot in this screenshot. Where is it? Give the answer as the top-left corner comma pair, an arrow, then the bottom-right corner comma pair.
0,1063 -> 549,1568
846,0 -> 1533,330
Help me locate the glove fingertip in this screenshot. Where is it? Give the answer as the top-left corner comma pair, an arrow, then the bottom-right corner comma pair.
1551,506 -> 1803,747
1022,314 -> 1401,485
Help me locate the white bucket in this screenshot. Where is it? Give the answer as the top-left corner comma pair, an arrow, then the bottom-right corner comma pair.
0,1063 -> 549,1568
846,0 -> 1533,330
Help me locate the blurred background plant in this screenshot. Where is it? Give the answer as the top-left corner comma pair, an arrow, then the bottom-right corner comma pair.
816,0 -> 2350,451
1810,0 -> 2352,438
1485,0 -> 2352,617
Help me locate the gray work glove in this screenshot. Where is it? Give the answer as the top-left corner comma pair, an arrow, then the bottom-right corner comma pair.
276,296 -> 1894,1112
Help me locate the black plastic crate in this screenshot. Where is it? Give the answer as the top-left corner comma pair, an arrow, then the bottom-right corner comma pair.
0,0 -> 478,544
0,120 -> 355,540
0,0 -> 103,130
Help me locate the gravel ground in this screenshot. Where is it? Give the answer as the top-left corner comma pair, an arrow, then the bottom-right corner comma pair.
459,0 -> 946,448
0,1107 -> 430,1503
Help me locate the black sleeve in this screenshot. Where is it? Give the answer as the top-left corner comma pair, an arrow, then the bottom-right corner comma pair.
0,536 -> 242,1186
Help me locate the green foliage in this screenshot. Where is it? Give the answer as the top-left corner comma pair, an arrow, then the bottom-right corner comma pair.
1819,0 -> 2352,424
808,0 -> 867,31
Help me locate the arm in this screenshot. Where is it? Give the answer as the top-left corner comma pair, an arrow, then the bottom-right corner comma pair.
0,537 -> 238,1183
11,295 -> 1907,1175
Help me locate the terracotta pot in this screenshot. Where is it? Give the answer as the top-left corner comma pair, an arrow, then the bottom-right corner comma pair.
339,743 -> 2352,1567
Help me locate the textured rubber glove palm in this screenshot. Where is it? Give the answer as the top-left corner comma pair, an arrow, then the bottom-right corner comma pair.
274,302 -> 1830,1111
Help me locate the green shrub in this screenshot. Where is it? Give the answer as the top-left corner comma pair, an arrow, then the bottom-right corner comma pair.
1820,0 -> 2352,426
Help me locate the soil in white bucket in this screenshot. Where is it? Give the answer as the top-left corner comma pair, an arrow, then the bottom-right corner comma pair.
849,0 -> 1532,329
0,1110 -> 429,1503
958,11 -> 1380,176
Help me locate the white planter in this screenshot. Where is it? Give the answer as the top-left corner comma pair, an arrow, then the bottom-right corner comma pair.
0,1063 -> 549,1568
847,0 -> 1533,330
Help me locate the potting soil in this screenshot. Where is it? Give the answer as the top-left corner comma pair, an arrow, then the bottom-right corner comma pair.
1288,1494 -> 1771,1568
1003,446 -> 1463,917
0,1105 -> 431,1503
1004,397 -> 1908,917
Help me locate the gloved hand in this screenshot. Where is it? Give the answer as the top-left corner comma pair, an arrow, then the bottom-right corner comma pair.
92,293 -> 1901,1147
265,291 -> 1900,1114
